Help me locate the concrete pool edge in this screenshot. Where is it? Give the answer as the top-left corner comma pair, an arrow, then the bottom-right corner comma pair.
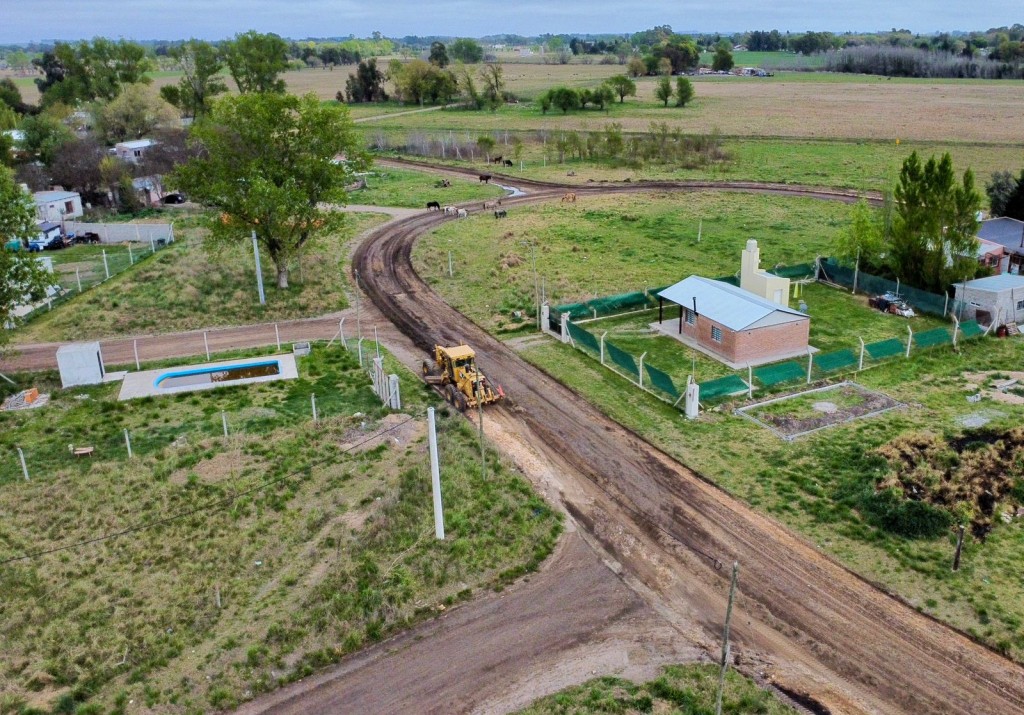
118,354 -> 299,400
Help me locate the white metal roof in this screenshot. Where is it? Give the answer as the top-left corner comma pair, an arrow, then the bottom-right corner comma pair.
960,273 -> 1024,293
33,190 -> 79,203
658,276 -> 807,331
116,139 -> 157,150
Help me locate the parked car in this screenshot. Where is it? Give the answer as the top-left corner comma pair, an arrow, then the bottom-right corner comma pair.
29,235 -> 67,252
161,192 -> 186,204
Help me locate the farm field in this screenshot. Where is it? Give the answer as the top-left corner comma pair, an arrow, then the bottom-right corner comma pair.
413,192 -> 1024,662
349,167 -> 504,208
0,344 -> 560,712
12,212 -> 389,343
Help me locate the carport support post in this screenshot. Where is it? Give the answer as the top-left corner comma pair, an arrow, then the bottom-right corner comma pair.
133,340 -> 140,370
715,561 -> 740,715
252,232 -> 266,305
102,250 -> 109,279
638,352 -> 647,389
906,326 -> 913,358
427,407 -> 445,540
858,338 -> 865,371
17,447 -> 28,481
203,332 -> 210,361
124,429 -> 132,459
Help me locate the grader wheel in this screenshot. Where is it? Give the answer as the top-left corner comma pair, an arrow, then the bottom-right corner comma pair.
453,391 -> 469,413
421,360 -> 433,377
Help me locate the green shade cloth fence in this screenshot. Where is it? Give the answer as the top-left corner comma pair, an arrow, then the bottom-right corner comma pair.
914,327 -> 952,348
814,349 -> 857,373
865,338 -> 905,360
958,320 -> 984,339
700,374 -> 749,400
645,363 -> 679,397
567,321 -> 601,353
606,341 -> 639,378
556,290 -> 654,320
754,361 -> 805,387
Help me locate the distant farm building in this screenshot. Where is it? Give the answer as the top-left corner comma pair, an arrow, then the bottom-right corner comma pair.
953,273 -> 1024,327
114,138 -> 158,164
977,218 -> 1024,274
33,190 -> 83,223
654,276 -> 810,368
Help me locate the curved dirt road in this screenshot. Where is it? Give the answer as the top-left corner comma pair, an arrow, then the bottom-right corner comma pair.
346,183 -> 1024,714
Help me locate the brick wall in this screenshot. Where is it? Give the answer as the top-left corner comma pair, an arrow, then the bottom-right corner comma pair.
687,313 -> 808,363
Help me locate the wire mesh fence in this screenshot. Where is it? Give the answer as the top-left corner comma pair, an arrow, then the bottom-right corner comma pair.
819,258 -> 964,317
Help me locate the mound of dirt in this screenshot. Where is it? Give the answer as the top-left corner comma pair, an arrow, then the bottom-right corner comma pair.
875,427 -> 1024,539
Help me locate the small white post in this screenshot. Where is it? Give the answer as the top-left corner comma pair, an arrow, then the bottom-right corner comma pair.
748,364 -> 753,398
311,394 -> 318,423
388,374 -> 401,409
952,316 -> 960,347
203,331 -> 210,361
76,267 -> 82,292
17,447 -> 28,481
374,325 -> 381,359
339,318 -> 347,350
127,243 -> 133,265
427,407 -> 445,539
357,337 -> 365,367
133,340 -> 140,370
102,249 -> 110,279
222,411 -> 229,438
895,277 -> 901,297
906,326 -> 913,358
252,232 -> 266,305
638,352 -> 647,388
275,323 -> 281,350
560,312 -> 569,343
943,293 -> 949,317
150,236 -> 156,253
858,337 -> 865,371
697,218 -> 702,243
135,224 -> 140,243
806,348 -> 813,384
124,429 -> 133,459
448,251 -> 453,277
600,331 -> 607,365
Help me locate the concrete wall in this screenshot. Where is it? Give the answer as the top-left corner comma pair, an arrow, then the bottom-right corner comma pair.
65,221 -> 173,245
954,286 -> 1024,325
740,239 -> 790,306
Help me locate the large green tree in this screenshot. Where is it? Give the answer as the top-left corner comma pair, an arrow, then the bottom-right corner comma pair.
19,112 -> 74,164
159,39 -> 227,119
173,93 -> 367,289
675,77 -> 695,106
94,84 -> 178,143
890,151 -> 981,292
35,39 -> 153,106
222,31 -> 289,94
450,38 -> 484,64
712,42 -> 735,71
606,75 -> 637,103
0,167 -> 53,332
832,200 -> 885,270
655,77 -> 673,106
428,42 -> 449,68
986,169 -> 1024,220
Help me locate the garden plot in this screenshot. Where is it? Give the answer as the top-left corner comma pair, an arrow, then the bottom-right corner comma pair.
736,381 -> 903,440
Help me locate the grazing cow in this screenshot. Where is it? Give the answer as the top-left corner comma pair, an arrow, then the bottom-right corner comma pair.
434,179 -> 452,188
443,206 -> 457,216
503,159 -> 513,167
561,192 -> 577,203
483,199 -> 502,210
457,208 -> 468,218
479,174 -> 492,183
492,155 -> 504,164
494,209 -> 507,219
426,201 -> 441,211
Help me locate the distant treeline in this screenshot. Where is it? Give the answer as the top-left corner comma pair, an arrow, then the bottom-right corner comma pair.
823,45 -> 1024,79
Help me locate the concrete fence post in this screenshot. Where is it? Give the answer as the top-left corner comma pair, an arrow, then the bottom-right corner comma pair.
388,374 -> 401,409
858,337 -> 865,371
311,394 -> 318,423
102,249 -> 110,279
747,365 -> 753,398
638,352 -> 647,389
17,447 -> 28,481
76,267 -> 82,292
124,429 -> 133,459
952,316 -> 960,347
806,348 -> 813,384
906,326 -> 913,358
560,312 -> 569,344
540,304 -> 550,334
357,337 -> 365,367
133,340 -> 140,370
275,323 -> 281,351
222,411 -> 229,438
203,332 -> 210,361
339,318 -> 347,350
427,407 -> 445,540
600,331 -> 607,365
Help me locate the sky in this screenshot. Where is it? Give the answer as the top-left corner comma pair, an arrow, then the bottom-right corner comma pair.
1,1 -> 1016,44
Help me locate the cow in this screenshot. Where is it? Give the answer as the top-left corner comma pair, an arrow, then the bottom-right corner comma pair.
491,155 -> 504,164
457,208 -> 468,218
426,201 -> 441,211
483,199 -> 502,210
494,209 -> 507,219
503,159 -> 513,167
479,174 -> 492,183
443,206 -> 458,216
434,179 -> 452,188
561,192 -> 577,203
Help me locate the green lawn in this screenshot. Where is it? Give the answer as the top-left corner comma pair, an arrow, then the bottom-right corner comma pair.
0,344 -> 560,712
13,212 -> 388,343
349,167 -> 504,208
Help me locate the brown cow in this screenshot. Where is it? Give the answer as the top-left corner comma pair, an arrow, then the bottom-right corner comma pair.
561,192 -> 577,203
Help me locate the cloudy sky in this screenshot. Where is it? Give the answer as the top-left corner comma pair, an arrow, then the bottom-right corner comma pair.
2,1 -> 1014,43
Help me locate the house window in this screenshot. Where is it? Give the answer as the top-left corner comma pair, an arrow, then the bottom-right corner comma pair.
134,150 -> 142,158
685,308 -> 695,325
711,326 -> 723,343
64,200 -> 73,214
1017,300 -> 1024,311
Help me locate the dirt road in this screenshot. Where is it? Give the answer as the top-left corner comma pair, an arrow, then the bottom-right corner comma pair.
347,187 -> 1024,714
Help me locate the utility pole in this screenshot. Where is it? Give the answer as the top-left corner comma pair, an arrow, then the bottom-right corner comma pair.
354,269 -> 362,339
427,407 -> 445,539
715,561 -> 740,715
477,383 -> 486,479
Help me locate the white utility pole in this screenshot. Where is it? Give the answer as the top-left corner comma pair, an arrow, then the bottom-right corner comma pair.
427,408 -> 445,539
252,232 -> 266,305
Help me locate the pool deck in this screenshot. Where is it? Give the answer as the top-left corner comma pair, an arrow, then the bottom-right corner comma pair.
118,354 -> 298,400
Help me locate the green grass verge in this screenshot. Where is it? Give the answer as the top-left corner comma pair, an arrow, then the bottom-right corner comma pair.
12,212 -> 388,343
0,344 -> 561,712
350,167 -> 504,208
516,663 -> 794,714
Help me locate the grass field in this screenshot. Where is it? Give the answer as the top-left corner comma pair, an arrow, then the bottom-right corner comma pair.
0,344 -> 561,712
349,167 -> 504,208
12,212 -> 388,343
516,663 -> 794,714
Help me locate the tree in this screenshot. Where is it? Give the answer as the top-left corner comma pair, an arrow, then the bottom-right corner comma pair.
606,75 -> 637,103
548,87 -> 580,114
49,136 -> 108,205
832,200 -> 885,270
173,93 -> 367,289
223,31 -> 289,94
159,39 -> 227,119
479,63 -> 505,111
35,39 -> 153,106
450,38 -> 484,64
675,77 -> 695,107
655,77 -> 673,106
429,42 -> 449,68
0,166 -> 52,330
94,84 -> 178,144
344,59 -> 388,103
890,151 -> 981,292
986,170 -> 1024,219
19,113 -> 73,165
476,135 -> 496,161
592,85 -> 615,111
712,43 -> 735,72
657,57 -> 673,76
0,79 -> 31,115
626,56 -> 647,77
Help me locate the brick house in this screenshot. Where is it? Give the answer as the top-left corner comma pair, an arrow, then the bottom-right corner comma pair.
655,276 -> 810,367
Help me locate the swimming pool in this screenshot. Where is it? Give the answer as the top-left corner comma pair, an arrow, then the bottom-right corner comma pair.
155,360 -> 281,389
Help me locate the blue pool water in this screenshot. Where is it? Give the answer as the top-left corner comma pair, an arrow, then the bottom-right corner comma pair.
155,360 -> 281,389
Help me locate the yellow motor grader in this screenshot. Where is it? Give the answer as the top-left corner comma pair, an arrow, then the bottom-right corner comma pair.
422,344 -> 504,411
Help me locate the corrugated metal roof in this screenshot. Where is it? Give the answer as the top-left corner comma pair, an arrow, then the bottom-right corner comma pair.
961,273 -> 1024,292
979,218 -> 1024,249
658,276 -> 807,331
34,190 -> 79,202
116,139 -> 157,150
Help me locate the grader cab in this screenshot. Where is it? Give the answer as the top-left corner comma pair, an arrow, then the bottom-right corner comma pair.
422,344 -> 504,411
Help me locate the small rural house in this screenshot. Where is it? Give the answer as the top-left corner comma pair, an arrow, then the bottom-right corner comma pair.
740,239 -> 790,306
953,273 -> 1024,326
114,138 -> 158,164
977,218 -> 1024,274
33,190 -> 83,224
655,276 -> 810,367
977,239 -> 1006,273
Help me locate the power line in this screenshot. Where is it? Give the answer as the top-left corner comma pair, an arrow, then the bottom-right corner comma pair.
0,415 -> 419,566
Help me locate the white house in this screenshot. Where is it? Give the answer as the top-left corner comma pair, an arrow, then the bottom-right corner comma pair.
114,138 -> 158,164
33,190 -> 83,224
953,273 -> 1024,326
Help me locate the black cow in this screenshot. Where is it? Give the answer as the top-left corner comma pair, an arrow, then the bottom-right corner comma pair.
478,174 -> 492,183
426,201 -> 441,211
494,209 -> 507,219
503,159 -> 513,167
